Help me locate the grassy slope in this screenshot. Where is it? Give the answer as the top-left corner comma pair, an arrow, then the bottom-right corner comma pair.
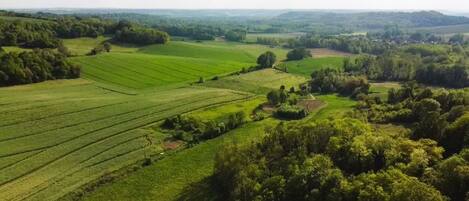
72,53 -> 251,89
71,40 -> 288,89
0,79 -> 253,201
139,41 -> 289,62
280,57 -> 344,77
202,69 -> 308,94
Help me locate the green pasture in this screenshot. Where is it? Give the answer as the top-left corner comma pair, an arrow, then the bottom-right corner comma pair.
279,57 -> 344,77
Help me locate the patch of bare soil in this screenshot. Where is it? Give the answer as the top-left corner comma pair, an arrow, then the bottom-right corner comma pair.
163,140 -> 184,151
298,99 -> 325,112
261,103 -> 276,113
309,48 -> 354,58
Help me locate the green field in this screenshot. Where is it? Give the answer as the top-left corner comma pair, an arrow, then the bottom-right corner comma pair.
0,79 -> 253,201
202,69 -> 308,94
140,41 -> 289,62
71,40 -> 289,89
83,118 -> 278,201
279,57 -> 344,77
72,53 -> 251,89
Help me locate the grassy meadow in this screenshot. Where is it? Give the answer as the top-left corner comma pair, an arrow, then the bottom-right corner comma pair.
279,57 -> 344,77
202,69 -> 308,94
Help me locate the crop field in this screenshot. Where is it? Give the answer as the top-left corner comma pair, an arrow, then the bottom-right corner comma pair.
279,57 -> 344,77
140,41 -> 289,62
202,69 -> 308,94
0,79 -> 252,201
71,53 -> 252,89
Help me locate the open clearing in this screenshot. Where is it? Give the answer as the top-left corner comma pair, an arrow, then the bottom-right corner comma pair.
202,69 -> 308,94
279,57 -> 344,77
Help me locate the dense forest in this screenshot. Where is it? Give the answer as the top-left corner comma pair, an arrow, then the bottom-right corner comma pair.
0,11 -> 170,48
0,49 -> 80,86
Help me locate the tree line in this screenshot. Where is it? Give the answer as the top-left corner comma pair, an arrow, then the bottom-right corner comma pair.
0,12 -> 170,49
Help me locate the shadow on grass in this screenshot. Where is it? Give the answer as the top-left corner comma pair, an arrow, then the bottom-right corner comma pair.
176,176 -> 221,201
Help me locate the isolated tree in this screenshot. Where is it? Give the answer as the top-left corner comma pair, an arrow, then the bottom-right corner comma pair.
287,48 -> 311,61
257,51 -> 277,68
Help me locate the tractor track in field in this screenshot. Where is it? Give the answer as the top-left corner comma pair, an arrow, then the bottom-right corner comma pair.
88,58 -> 174,83
0,93 -> 223,155
109,56 -> 191,81
0,94 -> 250,195
0,101 -> 128,128
18,135 -> 148,201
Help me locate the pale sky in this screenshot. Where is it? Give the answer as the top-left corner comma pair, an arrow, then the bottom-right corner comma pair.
0,0 -> 469,11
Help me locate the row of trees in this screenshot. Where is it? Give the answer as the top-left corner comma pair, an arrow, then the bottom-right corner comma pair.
162,111 -> 246,143
0,49 -> 80,86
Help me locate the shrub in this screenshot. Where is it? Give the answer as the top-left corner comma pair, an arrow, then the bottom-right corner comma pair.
275,104 -> 308,120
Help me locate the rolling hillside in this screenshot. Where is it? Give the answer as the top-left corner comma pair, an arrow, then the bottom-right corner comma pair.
0,79 -> 252,201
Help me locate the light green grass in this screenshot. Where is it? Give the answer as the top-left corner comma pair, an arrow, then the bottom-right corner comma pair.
369,82 -> 401,101
189,97 -> 266,121
63,36 -> 139,56
279,57 -> 344,77
72,53 -> 251,89
0,79 -> 252,201
310,94 -> 357,119
202,69 -> 308,94
3,46 -> 31,53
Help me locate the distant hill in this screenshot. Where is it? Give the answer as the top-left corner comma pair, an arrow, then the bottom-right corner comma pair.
275,11 -> 469,29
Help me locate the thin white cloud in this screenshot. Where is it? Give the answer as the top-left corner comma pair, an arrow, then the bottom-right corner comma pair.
0,0 -> 468,11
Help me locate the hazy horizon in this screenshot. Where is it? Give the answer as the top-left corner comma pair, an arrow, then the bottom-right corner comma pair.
1,0 -> 469,11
